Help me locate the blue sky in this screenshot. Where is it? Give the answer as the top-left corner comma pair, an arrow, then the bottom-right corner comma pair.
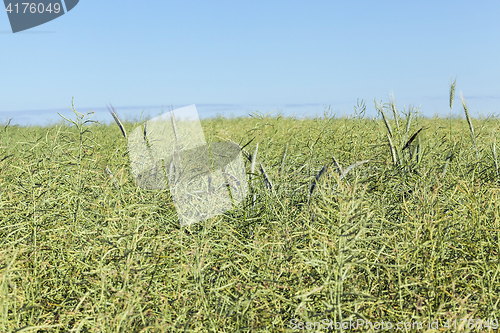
1,1 -> 499,126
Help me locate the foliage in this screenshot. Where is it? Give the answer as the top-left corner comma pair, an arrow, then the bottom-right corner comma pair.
1,97 -> 500,332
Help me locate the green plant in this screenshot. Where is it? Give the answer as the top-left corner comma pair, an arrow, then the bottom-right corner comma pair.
1,96 -> 500,331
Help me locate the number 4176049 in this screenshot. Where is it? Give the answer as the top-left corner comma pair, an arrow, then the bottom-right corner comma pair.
5,2 -> 62,14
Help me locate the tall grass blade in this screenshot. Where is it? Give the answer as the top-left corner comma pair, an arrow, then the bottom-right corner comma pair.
404,105 -> 413,138
493,140 -> 499,178
279,143 -> 288,175
107,104 -> 127,140
416,135 -> 421,164
339,160 -> 370,181
390,92 -> 400,129
376,100 -> 393,137
309,165 -> 327,198
3,117 -> 11,131
402,127 -> 425,151
387,134 -> 397,166
450,77 -> 457,110
450,76 -> 457,139
460,93 -> 479,161
250,143 -> 259,208
251,143 -> 258,178
259,162 -> 273,190
332,155 -> 342,175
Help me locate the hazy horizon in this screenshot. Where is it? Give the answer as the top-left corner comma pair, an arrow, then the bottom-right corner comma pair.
2,1 -> 499,126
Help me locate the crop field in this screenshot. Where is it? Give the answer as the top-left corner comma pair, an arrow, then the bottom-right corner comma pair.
1,95 -> 500,331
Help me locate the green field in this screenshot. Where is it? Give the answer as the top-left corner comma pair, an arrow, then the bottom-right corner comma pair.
1,97 -> 500,332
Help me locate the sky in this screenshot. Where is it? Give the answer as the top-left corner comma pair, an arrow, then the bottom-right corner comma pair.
1,1 -> 500,126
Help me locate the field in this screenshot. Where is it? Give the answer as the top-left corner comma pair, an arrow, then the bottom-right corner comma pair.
1,97 -> 500,332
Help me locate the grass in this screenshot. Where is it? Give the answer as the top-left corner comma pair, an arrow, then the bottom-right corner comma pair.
1,94 -> 500,332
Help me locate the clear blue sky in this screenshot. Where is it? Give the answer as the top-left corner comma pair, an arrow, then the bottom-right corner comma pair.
1,1 -> 499,126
